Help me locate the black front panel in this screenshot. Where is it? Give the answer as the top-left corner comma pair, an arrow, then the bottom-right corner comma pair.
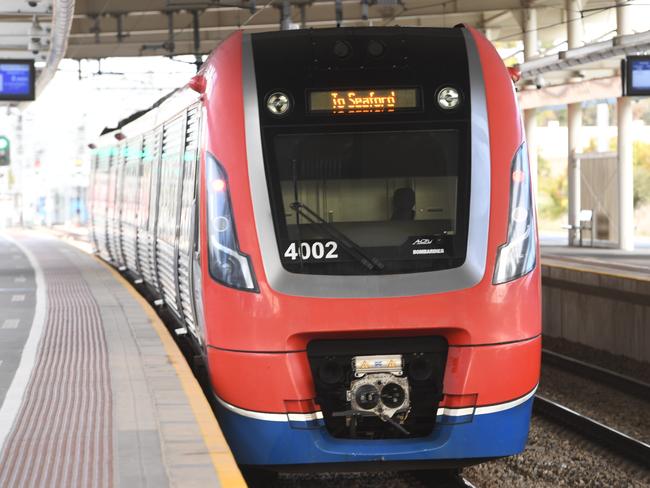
307,336 -> 448,439
252,28 -> 472,276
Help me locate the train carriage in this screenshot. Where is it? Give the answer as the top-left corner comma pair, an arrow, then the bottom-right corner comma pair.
89,24 -> 541,477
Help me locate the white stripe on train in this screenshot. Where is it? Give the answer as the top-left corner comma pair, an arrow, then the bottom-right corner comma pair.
214,386 -> 538,423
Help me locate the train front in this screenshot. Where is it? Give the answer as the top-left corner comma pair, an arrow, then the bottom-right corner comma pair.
199,25 -> 541,470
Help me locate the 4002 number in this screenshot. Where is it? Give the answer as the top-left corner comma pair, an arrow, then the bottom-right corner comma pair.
283,241 -> 339,261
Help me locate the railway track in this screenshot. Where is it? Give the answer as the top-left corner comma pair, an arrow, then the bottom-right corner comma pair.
537,349 -> 650,468
542,349 -> 650,401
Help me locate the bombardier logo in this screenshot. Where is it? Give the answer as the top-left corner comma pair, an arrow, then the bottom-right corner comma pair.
412,248 -> 444,255
412,238 -> 433,246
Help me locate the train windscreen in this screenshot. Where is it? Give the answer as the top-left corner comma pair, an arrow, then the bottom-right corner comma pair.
266,129 -> 467,275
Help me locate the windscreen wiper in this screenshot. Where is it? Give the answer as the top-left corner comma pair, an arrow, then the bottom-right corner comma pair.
290,201 -> 385,271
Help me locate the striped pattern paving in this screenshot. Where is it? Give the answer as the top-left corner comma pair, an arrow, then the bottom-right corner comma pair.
0,241 -> 112,488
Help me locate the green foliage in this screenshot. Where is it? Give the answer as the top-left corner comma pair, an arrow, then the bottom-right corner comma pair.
536,131 -> 650,219
581,138 -> 650,209
633,140 -> 650,208
536,108 -> 567,126
537,155 -> 567,219
0,136 -> 10,167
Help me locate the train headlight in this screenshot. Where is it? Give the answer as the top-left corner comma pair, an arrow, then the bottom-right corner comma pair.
266,92 -> 291,116
206,152 -> 258,292
493,143 -> 537,284
437,87 -> 460,110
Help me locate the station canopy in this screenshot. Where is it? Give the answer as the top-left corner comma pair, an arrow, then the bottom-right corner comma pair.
1,1 -> 647,97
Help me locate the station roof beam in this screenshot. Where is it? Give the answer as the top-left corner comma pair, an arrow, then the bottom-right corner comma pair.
66,0 -> 576,59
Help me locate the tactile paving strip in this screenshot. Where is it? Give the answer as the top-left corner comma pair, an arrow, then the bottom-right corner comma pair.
0,240 -> 112,488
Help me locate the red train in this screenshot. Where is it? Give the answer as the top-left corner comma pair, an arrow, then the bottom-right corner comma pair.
89,25 -> 540,477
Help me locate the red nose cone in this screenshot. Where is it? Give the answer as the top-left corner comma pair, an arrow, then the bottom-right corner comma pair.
189,74 -> 206,94
507,66 -> 522,83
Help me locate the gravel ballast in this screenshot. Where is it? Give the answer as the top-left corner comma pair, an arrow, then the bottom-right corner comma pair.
538,364 -> 650,443
465,416 -> 650,487
542,336 -> 650,384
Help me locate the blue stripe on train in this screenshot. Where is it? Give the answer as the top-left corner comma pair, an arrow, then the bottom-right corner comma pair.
215,397 -> 533,466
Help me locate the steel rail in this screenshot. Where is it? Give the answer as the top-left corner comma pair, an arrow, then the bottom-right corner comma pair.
542,349 -> 650,402
534,395 -> 650,468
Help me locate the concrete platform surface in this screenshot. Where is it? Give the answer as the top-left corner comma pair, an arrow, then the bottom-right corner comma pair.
542,245 -> 650,282
540,245 -> 650,363
0,231 -> 245,488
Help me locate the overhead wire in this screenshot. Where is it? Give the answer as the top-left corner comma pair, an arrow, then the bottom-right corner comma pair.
240,0 -> 277,27
56,0 -> 156,70
68,0 -> 644,70
380,0 -> 452,26
492,2 -> 633,42
382,0 -> 636,39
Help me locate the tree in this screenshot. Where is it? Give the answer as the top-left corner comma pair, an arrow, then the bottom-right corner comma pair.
633,141 -> 650,209
537,155 -> 568,219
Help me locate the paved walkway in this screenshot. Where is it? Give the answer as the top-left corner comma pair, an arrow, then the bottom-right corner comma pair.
0,232 -> 244,488
542,245 -> 650,281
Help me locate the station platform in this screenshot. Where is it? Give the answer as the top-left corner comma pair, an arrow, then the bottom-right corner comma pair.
539,245 -> 650,364
0,231 -> 245,487
542,245 -> 650,281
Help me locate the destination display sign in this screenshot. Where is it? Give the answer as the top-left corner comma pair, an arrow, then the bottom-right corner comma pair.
624,56 -> 650,97
309,88 -> 419,114
0,60 -> 35,101
631,58 -> 650,92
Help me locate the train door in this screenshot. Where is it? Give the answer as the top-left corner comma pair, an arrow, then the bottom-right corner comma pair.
106,148 -> 117,263
155,115 -> 184,316
115,142 -> 128,269
137,129 -> 157,290
177,104 -> 201,340
123,137 -> 143,276
190,149 -> 206,347
191,181 -> 206,347
96,150 -> 111,260
148,127 -> 164,297
88,152 -> 99,252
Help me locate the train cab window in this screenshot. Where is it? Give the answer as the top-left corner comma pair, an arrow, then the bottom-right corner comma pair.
266,129 -> 469,275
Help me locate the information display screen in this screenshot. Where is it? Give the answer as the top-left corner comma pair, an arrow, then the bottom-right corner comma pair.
0,60 -> 35,101
309,88 -> 419,114
624,56 -> 650,97
631,59 -> 650,90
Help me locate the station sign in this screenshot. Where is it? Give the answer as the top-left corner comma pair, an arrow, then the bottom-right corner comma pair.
623,56 -> 650,97
0,60 -> 36,101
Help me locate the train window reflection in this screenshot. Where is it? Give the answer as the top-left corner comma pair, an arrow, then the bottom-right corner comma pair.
267,129 -> 468,275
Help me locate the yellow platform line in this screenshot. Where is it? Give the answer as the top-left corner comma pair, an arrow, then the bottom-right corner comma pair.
97,257 -> 247,487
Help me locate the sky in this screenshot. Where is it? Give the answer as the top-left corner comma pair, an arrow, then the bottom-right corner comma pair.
0,56 -> 198,223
